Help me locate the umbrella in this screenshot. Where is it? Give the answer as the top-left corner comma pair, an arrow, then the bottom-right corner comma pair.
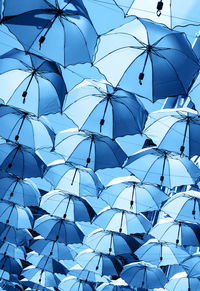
181,253 -> 200,278
75,249 -> 122,276
121,261 -> 167,289
97,279 -> 134,291
84,228 -> 140,255
55,129 -> 127,171
0,171 -> 40,206
0,48 -> 66,116
44,160 -> 104,197
0,200 -> 33,229
22,265 -> 61,287
0,241 -> 25,260
40,190 -> 96,222
149,218 -> 200,246
22,279 -> 55,291
135,238 -> 189,266
2,0 -> 98,67
26,251 -> 68,274
165,272 -> 200,291
0,255 -> 22,275
34,214 -> 84,244
92,208 -> 152,234
144,108 -> 200,158
0,139 -> 46,178
30,236 -> 76,260
94,17 -> 199,102
0,222 -> 32,246
124,147 -> 200,188
69,264 -> 109,283
100,176 -> 168,213
63,79 -> 147,139
59,276 -> 95,291
161,190 -> 200,223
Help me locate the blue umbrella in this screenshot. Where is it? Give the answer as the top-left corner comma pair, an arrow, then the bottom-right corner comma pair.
94,17 -> 199,102
124,147 -> 200,188
0,171 -> 40,206
0,255 -> 22,275
30,236 -> 76,260
69,264 -> 109,283
0,105 -> 54,150
2,0 -> 98,67
64,79 -> 147,139
149,218 -> 200,246
135,238 -> 190,267
165,272 -> 200,291
0,200 -> 33,229
75,249 -> 122,276
59,276 -> 95,291
34,214 -> 84,244
97,280 -> 134,291
0,139 -> 46,178
161,190 -> 200,223
44,160 -> 104,197
92,208 -> 152,234
181,253 -> 200,278
40,190 -> 96,222
0,280 -> 23,291
55,129 -> 127,171
100,175 -> 168,213
0,241 -> 25,260
84,229 -> 140,255
0,222 -> 32,246
0,48 -> 66,116
144,108 -> 200,158
22,279 -> 55,291
121,261 -> 167,289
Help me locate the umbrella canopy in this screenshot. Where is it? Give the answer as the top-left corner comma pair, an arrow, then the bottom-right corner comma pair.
40,190 -> 96,222
97,280 -> 133,291
94,17 -> 199,102
2,0 -> 98,67
181,253 -> 200,278
59,276 -> 95,291
34,214 -> 84,244
0,48 -> 66,116
0,171 -> 40,206
69,264 -> 109,283
149,218 -> 200,246
135,238 -> 189,267
75,249 -> 122,276
44,160 -> 104,197
92,208 -> 152,234
0,241 -> 25,260
144,108 -> 200,158
30,236 -> 76,260
165,272 -> 200,291
0,255 -> 22,275
161,190 -> 200,223
64,79 -> 147,139
55,129 -> 127,171
100,176 -> 168,213
0,139 -> 46,178
0,200 -> 33,229
22,279 -> 55,291
0,222 -> 32,246
84,228 -> 140,255
121,261 -> 167,289
124,147 -> 200,188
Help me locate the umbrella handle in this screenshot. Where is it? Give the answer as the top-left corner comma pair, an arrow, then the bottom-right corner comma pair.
156,1 -> 163,17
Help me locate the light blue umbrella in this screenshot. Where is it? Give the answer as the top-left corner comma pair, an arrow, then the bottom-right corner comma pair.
161,190 -> 200,223
64,79 -> 147,139
94,17 -> 199,102
0,241 -> 25,260
144,108 -> 200,158
0,171 -> 40,206
100,176 -> 168,213
2,0 -> 98,67
92,207 -> 152,234
0,48 -> 66,116
124,147 -> 200,188
59,275 -> 95,291
69,264 -> 109,283
84,228 -> 140,255
55,129 -> 127,171
0,222 -> 32,246
0,254 -> 22,275
181,253 -> 200,278
135,238 -> 190,266
121,261 -> 167,289
165,272 -> 200,291
44,160 -> 104,197
22,279 -> 55,291
97,280 -> 133,291
149,218 -> 200,246
40,190 -> 96,222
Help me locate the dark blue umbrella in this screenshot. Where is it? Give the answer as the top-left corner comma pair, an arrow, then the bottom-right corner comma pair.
0,222 -> 32,246
44,160 -> 104,197
0,171 -> 40,206
0,48 -> 66,116
0,139 -> 46,178
0,254 -> 22,275
2,0 -> 98,67
64,79 -> 148,139
55,129 -> 127,171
